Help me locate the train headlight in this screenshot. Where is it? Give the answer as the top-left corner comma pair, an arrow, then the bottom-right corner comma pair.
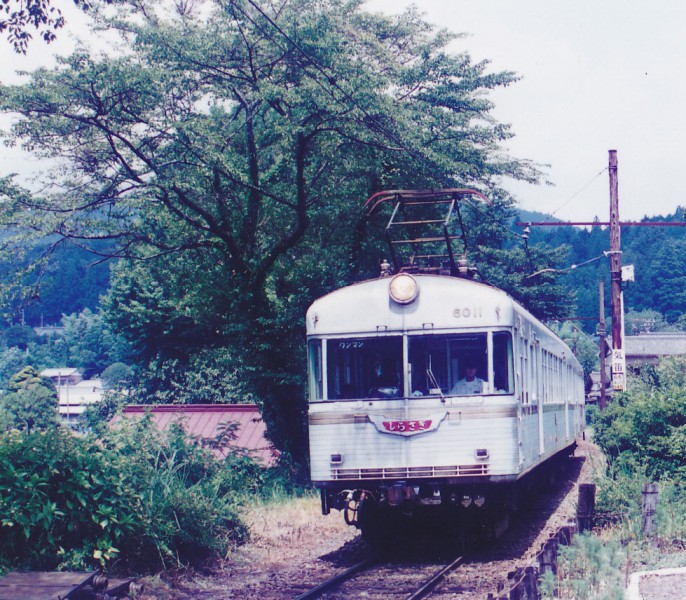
389,273 -> 419,305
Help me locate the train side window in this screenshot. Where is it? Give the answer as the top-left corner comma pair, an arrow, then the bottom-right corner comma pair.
307,339 -> 323,401
326,336 -> 403,400
493,332 -> 514,394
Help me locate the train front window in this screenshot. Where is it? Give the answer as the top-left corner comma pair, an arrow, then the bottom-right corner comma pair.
326,337 -> 403,400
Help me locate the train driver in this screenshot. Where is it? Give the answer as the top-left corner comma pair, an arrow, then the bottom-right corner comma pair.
450,358 -> 485,395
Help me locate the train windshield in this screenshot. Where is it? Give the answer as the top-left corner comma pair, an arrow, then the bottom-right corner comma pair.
308,332 -> 513,401
409,334 -> 486,395
408,332 -> 513,396
325,337 -> 403,400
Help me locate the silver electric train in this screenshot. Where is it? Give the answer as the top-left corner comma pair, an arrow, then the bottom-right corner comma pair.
306,269 -> 585,540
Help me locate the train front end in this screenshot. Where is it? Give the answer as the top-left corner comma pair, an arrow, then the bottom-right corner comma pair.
305,273 -> 540,537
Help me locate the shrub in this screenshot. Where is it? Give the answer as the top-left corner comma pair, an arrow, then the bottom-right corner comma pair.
0,366 -> 58,432
593,386 -> 686,481
0,417 -> 256,575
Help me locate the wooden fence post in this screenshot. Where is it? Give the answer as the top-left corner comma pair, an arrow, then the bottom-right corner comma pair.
642,483 -> 659,537
577,484 -> 596,533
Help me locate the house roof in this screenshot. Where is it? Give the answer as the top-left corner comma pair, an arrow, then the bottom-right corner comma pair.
119,404 -> 278,466
41,368 -> 82,379
625,333 -> 686,364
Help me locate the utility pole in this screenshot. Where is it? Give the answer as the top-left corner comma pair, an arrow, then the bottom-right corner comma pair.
598,280 -> 606,411
517,149 -> 686,400
608,150 -> 626,391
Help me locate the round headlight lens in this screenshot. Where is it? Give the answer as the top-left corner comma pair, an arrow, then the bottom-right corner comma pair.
389,273 -> 419,305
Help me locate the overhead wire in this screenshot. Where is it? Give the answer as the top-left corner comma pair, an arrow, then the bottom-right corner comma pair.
524,253 -> 607,279
549,167 -> 608,217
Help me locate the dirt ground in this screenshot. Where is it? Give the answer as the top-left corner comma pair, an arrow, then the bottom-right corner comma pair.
136,494 -> 360,599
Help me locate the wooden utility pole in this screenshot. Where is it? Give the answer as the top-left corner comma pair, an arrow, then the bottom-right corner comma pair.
517,149 -> 686,399
609,150 -> 621,349
598,281 -> 606,410
608,150 -> 626,391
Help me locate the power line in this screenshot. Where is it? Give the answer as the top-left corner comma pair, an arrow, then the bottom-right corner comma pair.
524,253 -> 606,279
549,167 -> 607,217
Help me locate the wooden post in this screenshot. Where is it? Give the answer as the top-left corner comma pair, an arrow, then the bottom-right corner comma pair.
577,483 -> 596,533
608,149 -> 626,391
599,280 -> 606,410
609,150 -> 622,352
642,483 -> 659,537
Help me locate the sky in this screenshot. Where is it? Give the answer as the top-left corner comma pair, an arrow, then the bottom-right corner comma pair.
2,0 -> 686,221
367,0 -> 686,222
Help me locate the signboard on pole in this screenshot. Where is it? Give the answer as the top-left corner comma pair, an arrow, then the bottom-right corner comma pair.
611,348 -> 626,391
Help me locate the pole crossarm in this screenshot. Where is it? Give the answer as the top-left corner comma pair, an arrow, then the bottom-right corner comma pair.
516,221 -> 686,227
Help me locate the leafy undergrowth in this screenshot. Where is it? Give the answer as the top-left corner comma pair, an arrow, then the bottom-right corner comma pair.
0,417 -> 300,576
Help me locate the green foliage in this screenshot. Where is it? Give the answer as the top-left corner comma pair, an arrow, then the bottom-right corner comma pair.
0,366 -> 58,431
594,357 -> 686,482
479,242 -> 575,320
521,208 -> 686,334
0,427 -> 138,571
61,309 -> 129,378
0,416 -> 268,574
540,533 -> 626,600
0,346 -> 29,390
551,321 -> 599,380
0,309 -> 130,399
585,404 -> 600,427
130,347 -> 255,406
2,325 -> 37,349
625,309 -> 672,335
101,362 -> 133,390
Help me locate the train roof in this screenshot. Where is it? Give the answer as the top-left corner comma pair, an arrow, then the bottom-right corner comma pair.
308,275 -> 516,334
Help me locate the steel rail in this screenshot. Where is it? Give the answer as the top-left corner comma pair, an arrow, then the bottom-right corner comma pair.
405,555 -> 465,600
293,556 -> 377,600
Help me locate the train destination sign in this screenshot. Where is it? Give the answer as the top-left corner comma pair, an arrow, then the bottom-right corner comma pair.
368,412 -> 447,436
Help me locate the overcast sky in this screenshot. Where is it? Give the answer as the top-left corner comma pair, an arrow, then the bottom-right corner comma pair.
3,0 -> 686,221
368,0 -> 686,222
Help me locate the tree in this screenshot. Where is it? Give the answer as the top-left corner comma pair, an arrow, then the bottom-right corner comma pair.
1,365 -> 59,431
594,359 -> 686,482
1,0 -> 559,459
0,0 -> 113,54
61,308 -> 128,378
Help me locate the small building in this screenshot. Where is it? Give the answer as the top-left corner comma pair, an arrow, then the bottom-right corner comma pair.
40,368 -> 104,426
624,333 -> 686,367
56,379 -> 104,425
119,404 -> 278,466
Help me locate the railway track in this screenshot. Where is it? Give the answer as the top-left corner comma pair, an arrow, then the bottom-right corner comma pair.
294,553 -> 466,600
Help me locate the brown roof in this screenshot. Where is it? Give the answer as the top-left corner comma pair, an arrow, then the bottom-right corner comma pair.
120,404 -> 278,466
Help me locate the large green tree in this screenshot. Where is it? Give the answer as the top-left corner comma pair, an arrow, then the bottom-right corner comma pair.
0,365 -> 58,431
1,0 -> 565,459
